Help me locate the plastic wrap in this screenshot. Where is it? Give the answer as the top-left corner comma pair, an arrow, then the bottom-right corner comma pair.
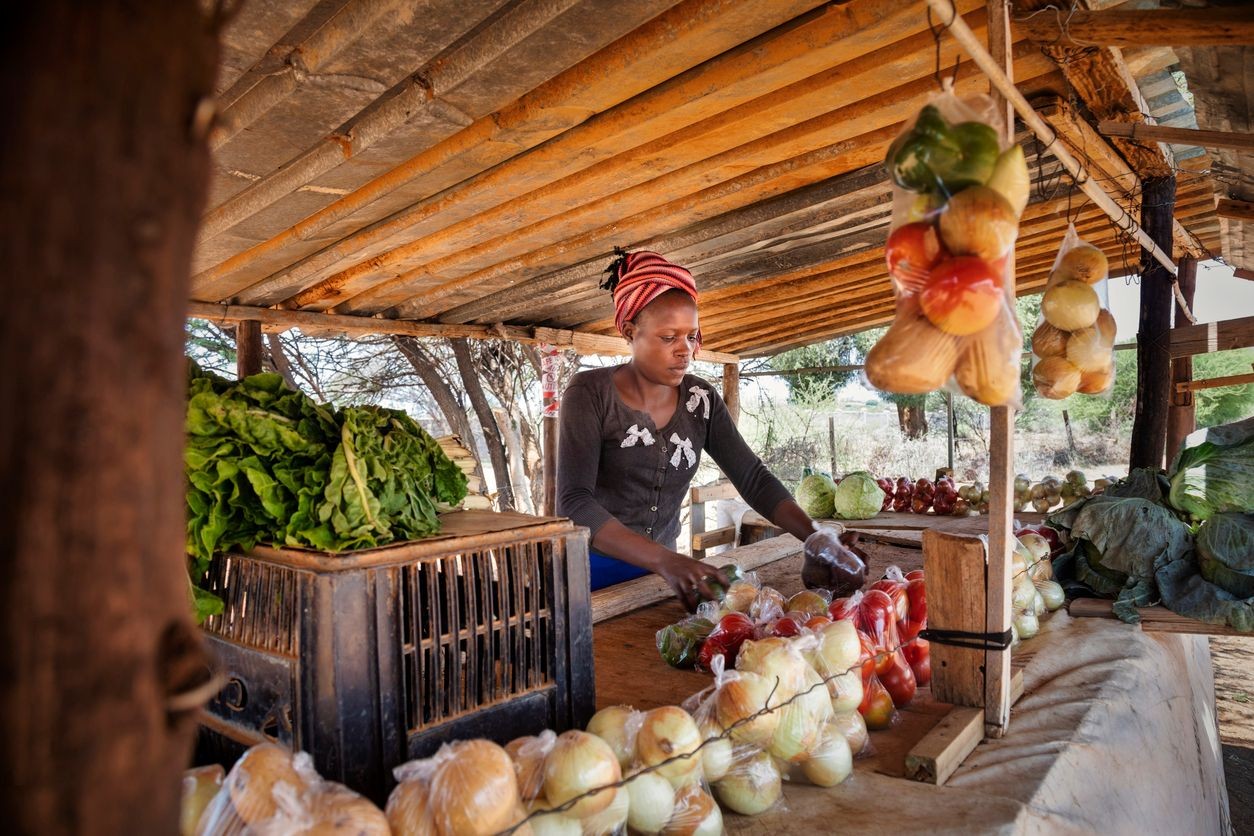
829,592 -> 908,727
1031,223 -> 1116,399
872,567 -> 930,687
387,739 -> 527,836
865,87 -> 1027,407
196,745 -> 389,836
181,765 -> 224,836
800,525 -> 867,596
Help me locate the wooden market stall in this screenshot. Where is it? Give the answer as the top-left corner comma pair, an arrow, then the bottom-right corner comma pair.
4,0 -> 1253,832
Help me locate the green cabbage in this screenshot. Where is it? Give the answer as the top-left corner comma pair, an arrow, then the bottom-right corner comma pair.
1196,513 -> 1254,598
832,472 -> 883,520
1168,416 -> 1254,521
797,472 -> 838,518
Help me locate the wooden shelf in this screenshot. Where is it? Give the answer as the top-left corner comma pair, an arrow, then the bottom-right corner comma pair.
1068,598 -> 1251,637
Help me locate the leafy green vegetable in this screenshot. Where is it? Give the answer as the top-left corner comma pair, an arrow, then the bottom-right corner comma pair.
1157,557 -> 1254,633
1168,416 -> 1254,521
184,363 -> 468,605
831,472 -> 883,520
1068,495 -> 1192,622
797,473 -> 838,519
656,617 -> 715,669
1196,513 -> 1254,598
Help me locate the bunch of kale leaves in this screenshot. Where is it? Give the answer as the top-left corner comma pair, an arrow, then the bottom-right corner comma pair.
185,363 -> 467,617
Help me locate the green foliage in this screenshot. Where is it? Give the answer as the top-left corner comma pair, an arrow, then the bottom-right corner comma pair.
771,334 -> 868,403
1195,349 -> 1254,428
184,362 -> 468,599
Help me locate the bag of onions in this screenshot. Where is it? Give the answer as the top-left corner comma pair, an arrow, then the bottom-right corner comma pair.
865,83 -> 1028,408
195,743 -> 389,836
1030,223 -> 1117,399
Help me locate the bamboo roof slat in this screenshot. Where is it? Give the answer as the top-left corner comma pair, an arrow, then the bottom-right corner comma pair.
189,0 -> 1237,358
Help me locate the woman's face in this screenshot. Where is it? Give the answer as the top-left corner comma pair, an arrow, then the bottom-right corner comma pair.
623,291 -> 700,387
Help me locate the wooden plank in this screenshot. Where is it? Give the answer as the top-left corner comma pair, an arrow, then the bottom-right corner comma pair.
904,706 -> 983,785
1068,598 -> 1252,638
1176,371 -> 1254,393
922,529 -> 987,708
1169,315 -> 1254,358
235,319 -> 263,378
1217,198 -> 1254,223
1098,121 -> 1254,153
690,481 -> 740,504
1014,7 -> 1254,48
590,535 -> 801,623
1166,258 -> 1198,465
691,526 -> 735,552
1130,174 -> 1177,470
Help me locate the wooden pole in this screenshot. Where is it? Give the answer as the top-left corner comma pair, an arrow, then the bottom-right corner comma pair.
982,0 -> 1014,739
1130,176 -> 1177,470
540,345 -> 561,517
1165,257 -> 1198,466
1013,7 -> 1254,49
0,1 -> 218,832
1098,122 -> 1254,153
828,415 -> 837,478
236,319 -> 263,378
722,362 -> 740,424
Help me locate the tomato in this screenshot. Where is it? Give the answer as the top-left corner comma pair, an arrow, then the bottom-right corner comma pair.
886,222 -> 944,293
858,676 -> 897,730
856,589 -> 898,646
904,638 -> 931,687
905,569 -> 925,582
771,616 -> 801,638
919,256 -> 1003,336
899,578 -> 928,642
856,629 -> 877,685
805,615 -> 833,631
879,654 -> 917,707
870,578 -> 909,624
829,596 -> 858,622
698,612 -> 754,669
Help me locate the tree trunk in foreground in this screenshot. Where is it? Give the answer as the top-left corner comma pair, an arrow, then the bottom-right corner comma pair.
0,2 -> 217,833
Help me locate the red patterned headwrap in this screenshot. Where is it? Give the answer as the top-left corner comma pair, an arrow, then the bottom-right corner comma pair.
601,250 -> 701,344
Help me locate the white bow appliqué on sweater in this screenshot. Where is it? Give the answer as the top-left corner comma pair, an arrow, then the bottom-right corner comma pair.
621,424 -> 655,448
669,433 -> 696,469
686,386 -> 711,419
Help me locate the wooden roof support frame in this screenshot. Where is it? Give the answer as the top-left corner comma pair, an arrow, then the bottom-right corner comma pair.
928,0 -> 1197,323
1098,122 -> 1254,154
1013,7 -> 1254,49
184,301 -> 740,364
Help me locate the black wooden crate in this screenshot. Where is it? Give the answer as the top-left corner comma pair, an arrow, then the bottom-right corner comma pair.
195,511 -> 593,804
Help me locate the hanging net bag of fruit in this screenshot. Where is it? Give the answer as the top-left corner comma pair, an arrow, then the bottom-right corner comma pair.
1030,223 -> 1117,399
865,84 -> 1027,407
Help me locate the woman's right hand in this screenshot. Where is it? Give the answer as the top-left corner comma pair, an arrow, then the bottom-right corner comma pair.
656,554 -> 729,613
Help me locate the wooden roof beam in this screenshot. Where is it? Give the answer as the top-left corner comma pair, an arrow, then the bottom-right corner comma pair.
185,301 -> 737,362
1014,1 -> 1174,179
1217,199 -> 1254,223
1098,122 -> 1254,154
1013,7 -> 1254,49
192,0 -> 836,302
375,51 -> 1059,321
308,3 -> 999,315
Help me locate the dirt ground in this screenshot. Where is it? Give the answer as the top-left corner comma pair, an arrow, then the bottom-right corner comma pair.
1212,638 -> 1254,834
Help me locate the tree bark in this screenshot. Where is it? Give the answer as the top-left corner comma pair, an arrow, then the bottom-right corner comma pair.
265,333 -> 301,391
236,320 -> 263,377
896,401 -> 928,439
451,339 -> 516,510
1130,176 -> 1176,469
0,2 -> 217,833
393,336 -> 486,485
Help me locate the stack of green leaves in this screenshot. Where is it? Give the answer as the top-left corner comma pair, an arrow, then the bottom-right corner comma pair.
185,363 -> 468,617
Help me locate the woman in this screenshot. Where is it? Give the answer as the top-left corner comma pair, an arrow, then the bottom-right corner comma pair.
556,250 -> 827,610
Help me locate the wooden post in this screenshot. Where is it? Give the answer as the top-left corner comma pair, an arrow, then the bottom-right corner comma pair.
982,0 -> 1014,738
236,319 -> 263,378
540,345 -> 561,516
1165,257 -> 1198,465
828,415 -> 837,478
923,530 -> 988,706
0,1 -> 218,832
722,362 -> 740,424
945,390 -> 955,473
1130,176 -> 1177,469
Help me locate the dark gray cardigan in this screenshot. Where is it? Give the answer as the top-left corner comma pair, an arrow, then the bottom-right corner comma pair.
555,366 -> 793,550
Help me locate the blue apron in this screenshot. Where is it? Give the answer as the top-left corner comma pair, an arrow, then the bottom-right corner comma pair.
588,550 -> 650,590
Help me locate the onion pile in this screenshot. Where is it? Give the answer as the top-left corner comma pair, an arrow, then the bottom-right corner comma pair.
1032,231 -> 1116,399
